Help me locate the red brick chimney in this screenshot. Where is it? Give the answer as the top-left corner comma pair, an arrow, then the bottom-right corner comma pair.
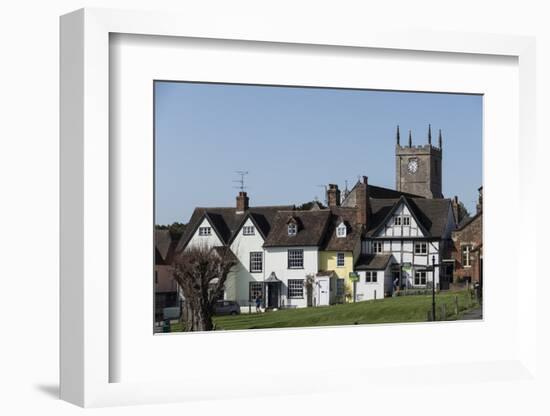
356,176 -> 370,226
236,191 -> 249,213
326,184 -> 341,207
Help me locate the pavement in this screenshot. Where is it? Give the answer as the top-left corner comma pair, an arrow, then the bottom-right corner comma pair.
460,305 -> 483,320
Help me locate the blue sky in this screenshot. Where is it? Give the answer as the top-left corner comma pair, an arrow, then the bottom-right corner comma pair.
155,82 -> 482,225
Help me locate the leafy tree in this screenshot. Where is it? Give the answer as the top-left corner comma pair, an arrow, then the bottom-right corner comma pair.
172,245 -> 236,331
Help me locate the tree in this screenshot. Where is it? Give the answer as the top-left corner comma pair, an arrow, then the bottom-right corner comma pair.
155,222 -> 187,241
296,200 -> 326,210
172,245 -> 236,331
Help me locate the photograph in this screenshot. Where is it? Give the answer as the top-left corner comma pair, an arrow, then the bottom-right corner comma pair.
154,81 -> 483,333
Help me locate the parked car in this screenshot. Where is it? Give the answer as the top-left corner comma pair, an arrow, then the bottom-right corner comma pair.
213,300 -> 240,316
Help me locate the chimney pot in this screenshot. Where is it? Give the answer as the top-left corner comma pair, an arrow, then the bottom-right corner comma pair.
327,184 -> 341,207
236,191 -> 249,213
356,177 -> 371,226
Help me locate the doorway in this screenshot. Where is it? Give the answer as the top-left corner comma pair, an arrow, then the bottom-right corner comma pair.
267,283 -> 280,309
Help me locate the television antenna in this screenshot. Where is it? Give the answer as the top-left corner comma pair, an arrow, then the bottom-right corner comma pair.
233,171 -> 249,192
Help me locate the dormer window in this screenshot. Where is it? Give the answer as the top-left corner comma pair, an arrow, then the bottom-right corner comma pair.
288,223 -> 297,236
243,226 -> 255,235
336,222 -> 347,238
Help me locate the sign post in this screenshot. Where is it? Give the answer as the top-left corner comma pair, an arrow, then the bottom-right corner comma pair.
349,272 -> 360,303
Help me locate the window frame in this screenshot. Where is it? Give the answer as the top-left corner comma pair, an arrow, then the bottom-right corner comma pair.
336,252 -> 345,267
242,225 -> 255,236
414,270 -> 427,285
403,216 -> 411,226
287,223 -> 297,236
414,241 -> 428,254
249,251 -> 263,273
462,244 -> 473,267
372,241 -> 383,253
249,281 -> 264,302
287,279 -> 304,299
198,226 -> 212,236
336,223 -> 347,238
287,249 -> 304,269
394,216 -> 402,226
365,271 -> 378,283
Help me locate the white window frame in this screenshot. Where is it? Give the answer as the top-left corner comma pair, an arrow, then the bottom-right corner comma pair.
462,244 -> 473,268
288,249 -> 304,269
336,252 -> 345,267
414,270 -> 427,285
336,223 -> 347,238
287,279 -> 304,298
403,216 -> 411,226
249,252 -> 263,273
243,225 -> 255,236
394,216 -> 402,226
198,226 -> 212,236
249,282 -> 264,301
372,241 -> 383,253
414,242 -> 428,254
288,223 -> 297,236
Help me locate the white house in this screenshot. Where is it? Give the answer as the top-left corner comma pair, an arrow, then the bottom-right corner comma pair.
262,209 -> 332,308
354,254 -> 393,301
174,179 -> 456,310
355,195 -> 456,292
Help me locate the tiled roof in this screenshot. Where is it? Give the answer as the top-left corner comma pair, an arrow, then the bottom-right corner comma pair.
319,206 -> 363,251
342,181 -> 423,207
155,229 -> 178,264
455,211 -> 481,231
176,205 -> 294,251
263,210 -> 331,247
355,254 -> 394,270
366,196 -> 452,238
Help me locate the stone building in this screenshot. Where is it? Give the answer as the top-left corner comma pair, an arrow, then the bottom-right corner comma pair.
395,125 -> 444,199
450,187 -> 483,285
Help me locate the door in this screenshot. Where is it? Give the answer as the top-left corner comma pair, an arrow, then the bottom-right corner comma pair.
267,284 -> 279,309
318,279 -> 329,306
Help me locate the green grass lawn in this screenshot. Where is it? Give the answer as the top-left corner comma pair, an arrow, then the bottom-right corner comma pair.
170,290 -> 480,332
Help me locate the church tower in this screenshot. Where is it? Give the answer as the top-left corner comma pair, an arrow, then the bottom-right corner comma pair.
395,125 -> 443,199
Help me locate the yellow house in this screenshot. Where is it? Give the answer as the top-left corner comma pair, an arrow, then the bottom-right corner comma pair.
317,206 -> 362,302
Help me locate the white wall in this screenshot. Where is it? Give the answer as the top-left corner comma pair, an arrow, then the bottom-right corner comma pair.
229,217 -> 266,306
264,246 -> 319,308
378,204 -> 425,237
186,217 -> 223,249
355,270 -> 386,301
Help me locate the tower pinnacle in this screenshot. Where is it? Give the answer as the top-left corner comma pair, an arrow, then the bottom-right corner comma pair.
396,125 -> 400,145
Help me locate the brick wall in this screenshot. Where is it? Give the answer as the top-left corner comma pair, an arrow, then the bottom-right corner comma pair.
451,213 -> 482,284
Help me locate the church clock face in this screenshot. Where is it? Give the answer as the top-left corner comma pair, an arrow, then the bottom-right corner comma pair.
407,158 -> 419,174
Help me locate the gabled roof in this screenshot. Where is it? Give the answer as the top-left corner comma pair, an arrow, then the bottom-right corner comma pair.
455,211 -> 481,231
155,229 -> 178,264
176,205 -> 294,251
366,197 -> 452,238
368,196 -> 430,237
263,210 -> 331,247
355,254 -> 394,270
341,181 -> 423,207
319,206 -> 363,251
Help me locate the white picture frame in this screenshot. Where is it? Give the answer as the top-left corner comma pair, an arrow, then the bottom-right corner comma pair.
60,8 -> 538,408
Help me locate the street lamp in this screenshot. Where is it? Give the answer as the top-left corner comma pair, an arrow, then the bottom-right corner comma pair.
431,255 -> 436,321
